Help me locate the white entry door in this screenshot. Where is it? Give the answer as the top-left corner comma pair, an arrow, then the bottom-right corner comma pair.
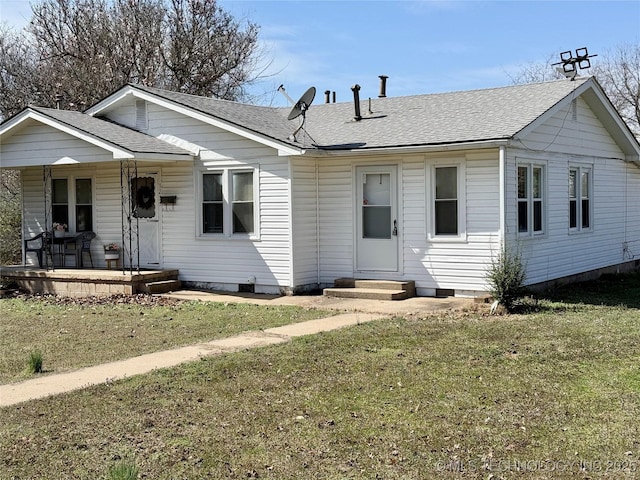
356,165 -> 398,272
132,173 -> 160,267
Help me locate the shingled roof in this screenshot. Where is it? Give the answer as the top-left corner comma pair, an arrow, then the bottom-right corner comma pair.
303,78 -> 591,149
31,107 -> 192,156
128,78 -> 591,151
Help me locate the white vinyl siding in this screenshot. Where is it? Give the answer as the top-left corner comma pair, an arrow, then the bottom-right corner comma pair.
291,158 -> 319,288
317,153 -> 500,295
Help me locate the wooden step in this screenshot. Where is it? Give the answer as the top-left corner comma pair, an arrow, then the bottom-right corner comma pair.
144,279 -> 182,294
323,287 -> 408,301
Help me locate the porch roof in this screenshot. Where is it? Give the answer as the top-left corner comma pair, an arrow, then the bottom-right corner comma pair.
0,107 -> 193,168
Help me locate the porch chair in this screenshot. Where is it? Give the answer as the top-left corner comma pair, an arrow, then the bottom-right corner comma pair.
24,231 -> 52,268
62,231 -> 95,268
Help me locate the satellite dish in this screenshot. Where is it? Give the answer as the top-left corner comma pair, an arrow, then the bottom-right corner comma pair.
288,87 -> 316,120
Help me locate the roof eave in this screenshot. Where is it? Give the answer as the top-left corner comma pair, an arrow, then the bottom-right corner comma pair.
308,139 -> 511,156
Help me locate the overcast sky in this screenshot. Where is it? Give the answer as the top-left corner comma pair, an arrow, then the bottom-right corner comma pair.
1,0 -> 639,106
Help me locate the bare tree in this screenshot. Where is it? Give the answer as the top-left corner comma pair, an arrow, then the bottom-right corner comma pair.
0,25 -> 41,119
0,0 -> 261,119
509,44 -> 640,136
594,44 -> 640,136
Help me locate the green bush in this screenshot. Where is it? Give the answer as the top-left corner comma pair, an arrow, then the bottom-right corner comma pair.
486,244 -> 526,312
27,350 -> 43,374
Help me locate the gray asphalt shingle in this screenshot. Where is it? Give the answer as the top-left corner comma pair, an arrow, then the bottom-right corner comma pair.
32,107 -> 192,156
131,78 -> 590,150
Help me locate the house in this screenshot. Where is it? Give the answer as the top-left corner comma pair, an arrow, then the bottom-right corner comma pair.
1,76 -> 639,297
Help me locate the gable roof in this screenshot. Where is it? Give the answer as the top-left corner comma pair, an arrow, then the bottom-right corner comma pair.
87,77 -> 639,161
0,107 -> 192,163
304,78 -> 590,149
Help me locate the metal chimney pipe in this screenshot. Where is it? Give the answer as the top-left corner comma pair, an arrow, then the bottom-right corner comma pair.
351,84 -> 362,121
324,90 -> 331,104
332,91 -> 336,103
378,75 -> 388,98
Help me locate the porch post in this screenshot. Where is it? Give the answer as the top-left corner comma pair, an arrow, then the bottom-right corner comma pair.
42,165 -> 54,270
120,158 -> 140,273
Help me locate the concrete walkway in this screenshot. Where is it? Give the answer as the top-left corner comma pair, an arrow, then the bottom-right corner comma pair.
0,311 -> 383,407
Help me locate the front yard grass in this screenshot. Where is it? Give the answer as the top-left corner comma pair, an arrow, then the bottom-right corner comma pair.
0,295 -> 332,384
1,274 -> 640,479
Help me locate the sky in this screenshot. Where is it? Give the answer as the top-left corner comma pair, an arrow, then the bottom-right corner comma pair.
1,0 -> 639,107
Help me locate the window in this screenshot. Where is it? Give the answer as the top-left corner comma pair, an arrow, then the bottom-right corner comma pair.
435,166 -> 458,235
569,167 -> 591,231
52,179 -> 69,230
52,177 -> 93,232
429,161 -> 465,240
517,164 -> 544,235
232,171 -> 254,234
200,169 -> 256,236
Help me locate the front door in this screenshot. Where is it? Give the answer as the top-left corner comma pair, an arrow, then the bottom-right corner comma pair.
132,173 -> 160,267
356,165 -> 398,272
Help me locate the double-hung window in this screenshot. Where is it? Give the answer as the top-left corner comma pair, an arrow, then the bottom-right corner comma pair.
517,164 -> 544,236
429,161 -> 466,240
200,168 -> 256,237
51,177 -> 93,232
569,166 -> 591,231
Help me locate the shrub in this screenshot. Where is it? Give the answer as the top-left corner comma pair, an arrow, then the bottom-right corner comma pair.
28,350 -> 43,374
486,244 -> 526,312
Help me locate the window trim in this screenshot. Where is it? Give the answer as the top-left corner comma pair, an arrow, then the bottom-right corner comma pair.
427,159 -> 467,242
568,164 -> 593,233
196,166 -> 260,240
517,162 -> 546,238
51,175 -> 95,234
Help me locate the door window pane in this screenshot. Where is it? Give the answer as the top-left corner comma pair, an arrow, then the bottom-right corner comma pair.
363,206 -> 391,238
132,177 -> 155,219
363,173 -> 390,206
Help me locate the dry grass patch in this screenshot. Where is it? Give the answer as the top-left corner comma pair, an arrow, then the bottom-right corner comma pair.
0,294 -> 332,384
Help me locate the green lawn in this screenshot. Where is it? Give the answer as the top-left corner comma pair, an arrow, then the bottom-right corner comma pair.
1,276 -> 640,479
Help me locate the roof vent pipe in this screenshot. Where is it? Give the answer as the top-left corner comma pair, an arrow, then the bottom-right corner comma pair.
324,90 -> 331,104
378,75 -> 388,98
351,84 -> 362,121
332,91 -> 336,103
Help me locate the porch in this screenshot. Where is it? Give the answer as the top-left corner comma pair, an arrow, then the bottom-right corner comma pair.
0,266 -> 180,297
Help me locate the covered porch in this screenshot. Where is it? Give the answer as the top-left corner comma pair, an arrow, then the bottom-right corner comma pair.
1,266 -> 180,296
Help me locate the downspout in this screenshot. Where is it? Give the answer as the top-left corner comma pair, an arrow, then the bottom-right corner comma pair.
499,146 -> 507,247
316,157 -> 321,287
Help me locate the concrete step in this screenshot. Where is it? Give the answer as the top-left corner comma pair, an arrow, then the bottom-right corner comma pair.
332,278 -> 416,297
145,279 -> 182,294
323,287 -> 408,301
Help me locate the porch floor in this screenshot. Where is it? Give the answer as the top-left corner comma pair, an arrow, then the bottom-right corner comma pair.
0,266 -> 180,297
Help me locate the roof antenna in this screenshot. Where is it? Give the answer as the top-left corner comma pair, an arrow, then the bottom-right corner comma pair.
284,86 -> 316,143
277,84 -> 295,106
552,47 -> 597,81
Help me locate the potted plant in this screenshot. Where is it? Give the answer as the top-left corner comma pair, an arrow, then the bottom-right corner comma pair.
53,222 -> 67,238
104,243 -> 120,260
